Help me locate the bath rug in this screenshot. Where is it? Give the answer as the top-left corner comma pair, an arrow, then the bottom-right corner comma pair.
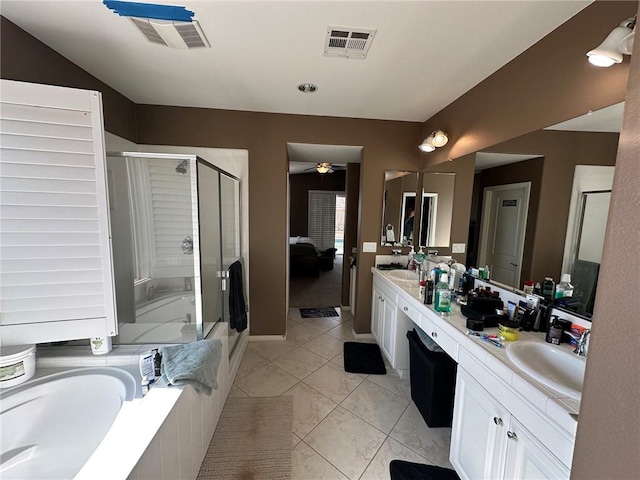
344,342 -> 387,375
197,396 -> 293,480
299,306 -> 339,318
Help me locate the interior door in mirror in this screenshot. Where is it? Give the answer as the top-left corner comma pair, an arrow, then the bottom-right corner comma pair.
419,172 -> 455,247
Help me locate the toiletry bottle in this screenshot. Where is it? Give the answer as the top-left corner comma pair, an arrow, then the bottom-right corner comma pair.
141,376 -> 150,396
418,279 -> 426,302
425,276 -> 434,305
523,280 -> 534,295
434,273 -> 451,314
407,246 -> 415,270
545,316 -> 563,344
542,277 -> 555,301
555,274 -> 574,299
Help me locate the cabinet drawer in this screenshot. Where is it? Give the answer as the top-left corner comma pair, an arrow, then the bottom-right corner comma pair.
397,296 -> 421,325
420,316 -> 459,361
373,276 -> 398,304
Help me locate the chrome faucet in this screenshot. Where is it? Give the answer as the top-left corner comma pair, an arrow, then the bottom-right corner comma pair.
574,329 -> 590,356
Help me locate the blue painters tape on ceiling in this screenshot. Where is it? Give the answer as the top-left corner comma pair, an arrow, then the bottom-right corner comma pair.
103,1 -> 194,22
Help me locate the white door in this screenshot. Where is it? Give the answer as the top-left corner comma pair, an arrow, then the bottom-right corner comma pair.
479,183 -> 530,288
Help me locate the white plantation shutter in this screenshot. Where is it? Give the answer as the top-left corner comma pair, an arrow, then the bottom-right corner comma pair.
0,80 -> 116,344
308,191 -> 336,251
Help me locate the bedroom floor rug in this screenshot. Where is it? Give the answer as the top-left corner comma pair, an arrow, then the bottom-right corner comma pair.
343,342 -> 387,375
196,396 -> 293,480
299,307 -> 339,318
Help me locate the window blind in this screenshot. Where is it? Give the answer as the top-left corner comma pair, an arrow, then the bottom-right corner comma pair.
308,191 -> 336,251
0,80 -> 116,343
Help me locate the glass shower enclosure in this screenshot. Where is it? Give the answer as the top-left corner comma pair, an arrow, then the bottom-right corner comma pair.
106,153 -> 243,354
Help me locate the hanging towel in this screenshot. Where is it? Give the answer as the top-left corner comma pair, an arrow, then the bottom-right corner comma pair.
229,260 -> 248,332
160,338 -> 222,396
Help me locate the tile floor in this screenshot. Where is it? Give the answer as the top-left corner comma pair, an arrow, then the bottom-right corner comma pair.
230,307 -> 454,480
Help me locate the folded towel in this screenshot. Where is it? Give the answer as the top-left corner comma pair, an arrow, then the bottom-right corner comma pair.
160,339 -> 222,396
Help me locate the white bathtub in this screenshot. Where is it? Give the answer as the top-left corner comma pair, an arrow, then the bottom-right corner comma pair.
0,367 -> 136,480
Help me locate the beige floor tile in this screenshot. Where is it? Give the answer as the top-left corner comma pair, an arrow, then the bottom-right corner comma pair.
292,441 -> 349,480
303,362 -> 364,403
366,369 -> 411,399
235,348 -> 266,379
389,402 -> 453,467
228,384 -> 248,398
302,334 -> 345,360
247,339 -> 298,360
341,380 -> 410,434
299,316 -> 342,333
359,437 -> 432,480
283,382 -> 337,438
304,406 -> 387,480
234,363 -> 298,397
286,322 -> 326,345
325,322 -> 356,341
273,347 -> 328,380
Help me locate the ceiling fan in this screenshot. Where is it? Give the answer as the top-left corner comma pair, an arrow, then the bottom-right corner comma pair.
300,162 -> 346,174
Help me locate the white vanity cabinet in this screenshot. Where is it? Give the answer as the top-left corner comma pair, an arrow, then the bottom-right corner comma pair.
451,368 -> 570,480
371,277 -> 411,374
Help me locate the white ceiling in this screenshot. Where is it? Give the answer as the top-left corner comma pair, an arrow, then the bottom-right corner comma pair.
544,102 -> 625,132
287,143 -> 362,174
474,152 -> 542,172
0,0 -> 591,122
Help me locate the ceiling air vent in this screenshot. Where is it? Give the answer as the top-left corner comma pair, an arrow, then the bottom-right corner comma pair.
129,18 -> 210,49
324,27 -> 376,59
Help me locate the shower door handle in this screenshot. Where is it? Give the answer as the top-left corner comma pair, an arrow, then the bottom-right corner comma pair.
217,270 -> 229,291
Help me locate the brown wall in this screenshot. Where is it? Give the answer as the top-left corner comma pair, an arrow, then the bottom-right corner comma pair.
289,171 -> 346,236
342,164 -> 360,306
0,17 -> 137,141
420,1 -> 635,167
471,130 -> 619,284
469,157 -> 544,285
136,105 -> 421,334
572,1 -> 640,475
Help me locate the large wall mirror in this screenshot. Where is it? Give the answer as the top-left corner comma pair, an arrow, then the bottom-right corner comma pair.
466,102 -> 623,322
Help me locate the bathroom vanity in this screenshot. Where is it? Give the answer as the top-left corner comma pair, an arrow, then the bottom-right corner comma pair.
371,268 -> 581,479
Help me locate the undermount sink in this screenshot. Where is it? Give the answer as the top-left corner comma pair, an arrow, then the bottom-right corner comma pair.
506,342 -> 586,401
387,270 -> 419,282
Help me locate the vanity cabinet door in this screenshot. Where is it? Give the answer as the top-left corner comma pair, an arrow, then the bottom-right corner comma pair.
503,418 -> 570,480
380,293 -> 397,363
371,287 -> 384,345
450,368 -> 509,480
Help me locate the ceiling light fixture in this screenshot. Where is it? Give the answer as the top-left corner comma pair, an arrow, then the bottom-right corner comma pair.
298,83 -> 318,93
316,162 -> 331,174
419,130 -> 449,152
587,16 -> 636,67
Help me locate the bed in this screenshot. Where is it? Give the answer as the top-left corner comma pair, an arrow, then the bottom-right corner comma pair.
289,236 -> 320,277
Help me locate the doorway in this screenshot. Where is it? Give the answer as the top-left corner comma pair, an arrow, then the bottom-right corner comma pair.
478,182 -> 531,288
286,143 -> 361,310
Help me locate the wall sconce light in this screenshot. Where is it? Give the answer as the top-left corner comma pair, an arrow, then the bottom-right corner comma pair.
419,130 -> 449,152
587,16 -> 636,67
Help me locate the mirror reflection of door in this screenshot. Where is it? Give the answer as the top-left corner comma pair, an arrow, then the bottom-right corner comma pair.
478,182 -> 531,288
419,193 -> 438,247
400,193 -> 416,243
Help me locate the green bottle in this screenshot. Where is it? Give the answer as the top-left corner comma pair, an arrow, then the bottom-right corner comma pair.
434,273 -> 451,314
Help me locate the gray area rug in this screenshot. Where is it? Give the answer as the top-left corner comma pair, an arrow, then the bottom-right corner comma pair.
197,396 -> 293,480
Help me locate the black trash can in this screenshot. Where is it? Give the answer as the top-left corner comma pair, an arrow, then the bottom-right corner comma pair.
406,329 -> 457,428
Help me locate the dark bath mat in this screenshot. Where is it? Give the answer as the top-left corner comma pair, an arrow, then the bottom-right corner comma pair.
299,307 -> 339,318
344,342 -> 387,375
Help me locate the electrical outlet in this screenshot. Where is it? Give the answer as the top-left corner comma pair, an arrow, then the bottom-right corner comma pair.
362,242 -> 377,253
452,243 -> 466,254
